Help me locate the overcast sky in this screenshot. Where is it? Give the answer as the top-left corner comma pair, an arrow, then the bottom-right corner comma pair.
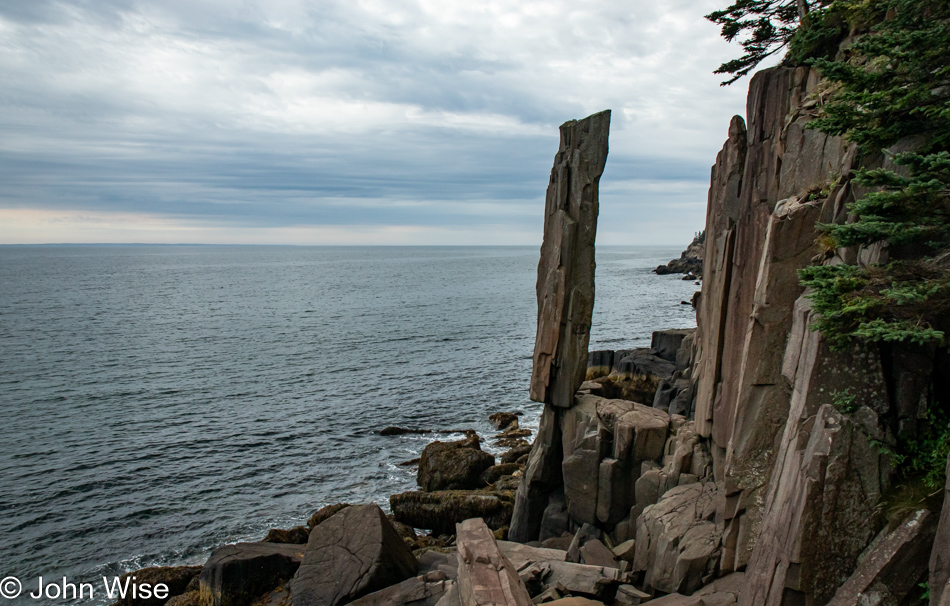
0,0 -> 754,245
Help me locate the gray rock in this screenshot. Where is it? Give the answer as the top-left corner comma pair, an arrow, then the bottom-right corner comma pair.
198,543 -> 303,606
578,540 -> 617,569
292,504 -> 417,606
530,110 -> 610,408
827,509 -> 936,606
479,464 -> 523,487
650,329 -> 695,363
566,523 -> 602,564
496,540 -> 567,570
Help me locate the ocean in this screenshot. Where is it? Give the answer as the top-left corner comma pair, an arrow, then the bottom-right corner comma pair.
0,245 -> 698,603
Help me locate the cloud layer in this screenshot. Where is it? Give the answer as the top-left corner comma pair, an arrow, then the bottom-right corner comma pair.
0,0 -> 750,244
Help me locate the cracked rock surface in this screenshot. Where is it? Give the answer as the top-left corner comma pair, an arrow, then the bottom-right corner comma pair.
292,504 -> 417,606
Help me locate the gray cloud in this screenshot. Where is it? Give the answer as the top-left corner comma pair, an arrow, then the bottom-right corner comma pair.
0,0 -> 749,244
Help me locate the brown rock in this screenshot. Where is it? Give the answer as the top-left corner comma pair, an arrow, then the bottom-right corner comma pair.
114,566 -> 202,606
489,413 -> 520,431
308,503 -> 350,530
198,543 -> 303,606
292,504 -> 417,606
480,464 -> 523,486
390,490 -> 514,536
502,446 -> 533,465
530,110 -> 610,408
496,540 -> 567,570
262,526 -> 309,544
455,518 -> 533,606
165,591 -> 200,606
417,436 -> 496,491
544,599 -> 604,606
345,575 -> 454,606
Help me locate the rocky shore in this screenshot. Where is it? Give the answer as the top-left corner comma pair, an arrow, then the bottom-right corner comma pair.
106,67 -> 950,606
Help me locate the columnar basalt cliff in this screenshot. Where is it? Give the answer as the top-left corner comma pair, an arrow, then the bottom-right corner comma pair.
510,65 -> 949,606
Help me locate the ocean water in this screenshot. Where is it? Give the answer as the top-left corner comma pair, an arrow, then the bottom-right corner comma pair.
0,245 -> 698,602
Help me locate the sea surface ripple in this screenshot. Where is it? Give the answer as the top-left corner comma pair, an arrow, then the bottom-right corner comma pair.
0,245 -> 698,603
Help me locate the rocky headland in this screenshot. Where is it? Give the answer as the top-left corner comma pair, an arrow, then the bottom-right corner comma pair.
110,64 -> 948,606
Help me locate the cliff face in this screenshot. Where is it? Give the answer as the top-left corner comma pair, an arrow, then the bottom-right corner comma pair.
511,65 -> 949,606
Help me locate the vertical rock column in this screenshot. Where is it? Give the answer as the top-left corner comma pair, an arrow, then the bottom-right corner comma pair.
510,110 -> 610,542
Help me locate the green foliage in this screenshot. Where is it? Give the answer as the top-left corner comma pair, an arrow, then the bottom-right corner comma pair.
830,388 -> 858,413
789,0 -> 950,348
904,409 -> 950,492
706,0 -> 832,84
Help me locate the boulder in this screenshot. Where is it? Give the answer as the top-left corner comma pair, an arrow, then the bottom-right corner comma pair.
262,526 -> 309,544
650,329 -> 695,363
489,413 -> 520,431
165,592 -> 200,606
611,540 -> 636,561
480,464 -> 523,486
614,350 -> 675,382
632,482 -> 721,596
587,351 -> 615,380
293,504 -> 417,606
502,446 -> 533,465
544,599 -> 604,606
932,453 -> 950,606
308,503 -> 350,530
418,436 -> 496,491
566,524 -> 602,563
578,540 -> 617,569
114,566 -> 202,606
198,543 -> 303,606
530,110 -> 610,408
390,491 -> 514,536
455,518 -> 533,606
827,509 -> 936,606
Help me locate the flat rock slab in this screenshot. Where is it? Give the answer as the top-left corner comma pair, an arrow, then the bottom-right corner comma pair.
346,576 -> 454,606
827,509 -> 935,606
293,504 -> 417,606
496,541 -> 567,570
199,543 -> 304,606
578,540 -> 616,569
544,598 -> 604,606
540,561 -> 621,599
456,518 -> 533,606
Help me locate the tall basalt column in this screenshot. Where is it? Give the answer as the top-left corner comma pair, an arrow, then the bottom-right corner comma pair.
511,110 -> 610,543
530,110 -> 610,408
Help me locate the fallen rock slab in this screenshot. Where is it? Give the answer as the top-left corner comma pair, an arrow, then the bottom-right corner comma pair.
198,543 -> 303,606
496,540 -> 567,570
540,561 -> 621,599
346,575 -> 454,606
456,518 -> 533,606
827,509 -> 936,606
292,504 -> 417,606
578,540 -> 617,569
391,491 -> 514,536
